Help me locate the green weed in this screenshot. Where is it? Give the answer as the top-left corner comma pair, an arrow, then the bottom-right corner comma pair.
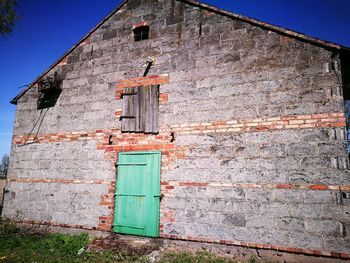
0,222 -> 263,263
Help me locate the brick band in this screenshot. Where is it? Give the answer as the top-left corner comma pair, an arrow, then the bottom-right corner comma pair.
8,179 -> 349,192
159,234 -> 350,259
14,219 -> 102,232
162,112 -> 346,135
162,181 -> 350,192
8,178 -> 112,185
115,75 -> 170,100
116,74 -> 170,89
13,130 -> 106,145
115,74 -> 170,99
12,112 -> 346,146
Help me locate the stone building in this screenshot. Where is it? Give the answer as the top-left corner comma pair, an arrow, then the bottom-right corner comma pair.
3,0 -> 350,261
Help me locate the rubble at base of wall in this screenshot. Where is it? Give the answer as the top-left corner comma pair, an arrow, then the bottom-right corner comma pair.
84,230 -> 350,263
16,222 -> 345,263
162,239 -> 349,263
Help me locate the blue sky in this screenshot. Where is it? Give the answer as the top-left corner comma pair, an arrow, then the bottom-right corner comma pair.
0,0 -> 349,158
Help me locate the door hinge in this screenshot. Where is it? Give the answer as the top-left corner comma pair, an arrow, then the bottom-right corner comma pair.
119,116 -> 136,121
120,92 -> 137,98
116,163 -> 147,166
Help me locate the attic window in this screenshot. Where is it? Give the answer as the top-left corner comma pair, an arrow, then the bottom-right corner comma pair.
133,26 -> 149,42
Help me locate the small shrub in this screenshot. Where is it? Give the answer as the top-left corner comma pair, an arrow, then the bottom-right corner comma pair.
249,255 -> 257,263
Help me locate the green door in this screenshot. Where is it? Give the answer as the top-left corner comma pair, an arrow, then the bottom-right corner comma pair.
113,151 -> 161,237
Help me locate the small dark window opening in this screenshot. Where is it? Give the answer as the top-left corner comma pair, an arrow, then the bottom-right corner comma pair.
37,74 -> 62,110
342,192 -> 350,199
133,26 -> 149,42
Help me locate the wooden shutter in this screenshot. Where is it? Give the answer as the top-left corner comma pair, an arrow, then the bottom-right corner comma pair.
121,87 -> 137,132
138,85 -> 159,133
121,85 -> 159,133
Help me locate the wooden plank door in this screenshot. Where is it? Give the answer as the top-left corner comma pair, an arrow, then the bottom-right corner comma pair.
113,151 -> 161,237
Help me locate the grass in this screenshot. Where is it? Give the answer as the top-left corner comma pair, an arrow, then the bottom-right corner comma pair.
0,222 -> 147,263
0,221 -> 260,263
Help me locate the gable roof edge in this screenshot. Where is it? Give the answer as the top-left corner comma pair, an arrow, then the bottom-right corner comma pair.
10,0 -> 129,105
181,0 -> 348,50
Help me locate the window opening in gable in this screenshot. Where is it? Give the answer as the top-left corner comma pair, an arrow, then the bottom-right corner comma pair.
120,85 -> 159,134
37,73 -> 62,110
133,26 -> 149,42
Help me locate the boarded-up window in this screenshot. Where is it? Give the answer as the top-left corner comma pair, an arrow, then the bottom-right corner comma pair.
121,85 -> 159,133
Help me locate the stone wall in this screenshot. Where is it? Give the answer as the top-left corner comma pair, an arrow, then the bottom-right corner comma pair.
4,0 -> 350,259
164,131 -> 349,252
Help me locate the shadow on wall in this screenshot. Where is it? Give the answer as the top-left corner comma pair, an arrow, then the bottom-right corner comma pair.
18,108 -> 50,147
341,50 -> 350,153
0,180 -> 6,216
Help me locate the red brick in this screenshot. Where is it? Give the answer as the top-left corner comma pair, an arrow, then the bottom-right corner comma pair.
159,93 -> 169,104
104,146 -> 114,152
262,244 -> 272,249
164,144 -> 175,150
115,110 -> 122,116
178,182 -> 209,187
133,21 -> 148,28
311,113 -> 329,119
176,152 -> 186,159
255,243 -> 264,249
115,76 -> 169,90
277,245 -> 290,252
286,247 -> 298,253
59,56 -> 68,65
254,126 -> 270,131
340,253 -> 350,259
276,184 -> 293,189
240,242 -> 248,247
309,185 -> 328,190
330,252 -> 341,258
281,116 -> 297,121
331,121 -> 346,127
312,250 -> 322,256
